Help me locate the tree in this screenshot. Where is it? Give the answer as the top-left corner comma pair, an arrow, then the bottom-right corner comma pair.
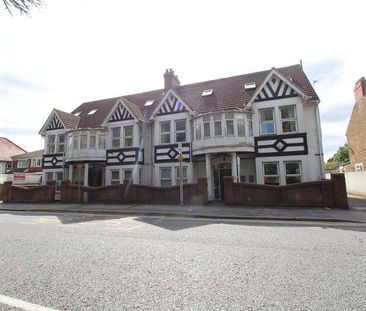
2,0 -> 41,15
325,144 -> 349,170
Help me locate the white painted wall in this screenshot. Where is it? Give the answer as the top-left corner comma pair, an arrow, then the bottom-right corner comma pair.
345,172 -> 366,196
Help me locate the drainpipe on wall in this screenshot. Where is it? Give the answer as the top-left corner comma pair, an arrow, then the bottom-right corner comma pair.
314,103 -> 325,179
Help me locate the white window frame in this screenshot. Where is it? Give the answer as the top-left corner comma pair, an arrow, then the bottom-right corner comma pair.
160,167 -> 172,186
80,132 -> 88,149
111,127 -> 121,149
225,113 -> 234,136
17,159 -> 28,169
124,125 -> 134,147
123,169 -> 133,181
355,163 -> 364,172
203,116 -> 211,138
47,135 -> 56,154
237,114 -> 245,137
111,170 -> 120,184
280,105 -> 297,134
32,158 -> 42,167
262,162 -> 279,185
284,161 -> 302,184
57,134 -> 65,153
175,119 -> 187,143
259,108 -> 276,135
98,131 -> 106,149
195,119 -> 202,140
247,114 -> 253,136
160,121 -> 171,144
213,115 -> 223,136
89,131 -> 96,149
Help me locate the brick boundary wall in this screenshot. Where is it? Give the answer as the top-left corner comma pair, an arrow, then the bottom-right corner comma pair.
3,180 -> 56,203
61,177 -> 208,205
223,173 -> 348,209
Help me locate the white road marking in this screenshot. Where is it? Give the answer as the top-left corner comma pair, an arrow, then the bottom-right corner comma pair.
0,294 -> 60,311
105,223 -> 145,231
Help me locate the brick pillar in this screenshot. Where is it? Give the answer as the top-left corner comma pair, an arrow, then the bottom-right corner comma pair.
331,173 -> 349,209
223,176 -> 234,205
3,181 -> 13,203
61,180 -> 71,203
197,177 -> 208,205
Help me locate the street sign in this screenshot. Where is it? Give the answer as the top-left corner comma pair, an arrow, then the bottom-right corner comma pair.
177,154 -> 184,162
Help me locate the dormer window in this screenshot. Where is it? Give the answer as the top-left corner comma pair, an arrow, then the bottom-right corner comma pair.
244,82 -> 256,90
202,89 -> 213,97
88,109 -> 98,115
144,100 -> 154,106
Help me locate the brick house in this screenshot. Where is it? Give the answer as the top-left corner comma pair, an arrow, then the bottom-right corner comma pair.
0,137 -> 25,174
346,77 -> 366,172
11,149 -> 44,184
39,64 -> 324,200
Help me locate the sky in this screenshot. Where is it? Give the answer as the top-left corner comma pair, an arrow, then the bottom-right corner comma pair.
0,0 -> 365,161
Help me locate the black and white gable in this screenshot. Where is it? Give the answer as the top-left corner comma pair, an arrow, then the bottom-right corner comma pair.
108,102 -> 134,123
254,71 -> 304,102
47,114 -> 64,131
155,91 -> 190,117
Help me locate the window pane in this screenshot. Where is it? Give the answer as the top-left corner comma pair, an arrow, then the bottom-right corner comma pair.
214,121 -> 222,136
261,123 -> 275,134
264,176 -> 279,185
247,114 -> 253,136
161,179 -> 172,186
80,134 -> 87,149
90,135 -> 96,148
260,109 -> 274,121
161,133 -> 171,144
237,119 -> 245,136
124,137 -> 133,147
225,113 -> 234,119
124,126 -> 133,137
73,135 -> 79,149
282,121 -> 296,133
280,106 -> 295,119
46,172 -> 53,182
176,132 -> 186,142
112,127 -> 121,138
124,170 -> 132,180
111,170 -> 119,180
285,162 -> 301,175
226,120 -> 234,135
264,163 -> 278,175
161,122 -> 170,133
48,135 -> 55,143
98,133 -> 106,149
161,168 -> 171,178
195,124 -> 202,140
175,120 -> 186,131
204,122 -> 210,137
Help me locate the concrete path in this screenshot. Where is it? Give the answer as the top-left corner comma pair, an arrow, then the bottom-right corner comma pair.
1,195 -> 366,223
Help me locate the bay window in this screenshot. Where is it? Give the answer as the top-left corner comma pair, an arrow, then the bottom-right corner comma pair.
280,105 -> 297,133
214,115 -> 222,136
237,115 -> 245,137
259,108 -> 276,135
195,119 -> 202,140
80,132 -> 88,149
89,131 -> 96,149
73,133 -> 79,149
203,116 -> 210,138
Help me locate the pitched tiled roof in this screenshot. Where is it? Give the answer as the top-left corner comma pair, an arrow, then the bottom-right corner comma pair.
69,64 -> 318,128
54,109 -> 79,129
0,137 -> 26,161
12,149 -> 43,160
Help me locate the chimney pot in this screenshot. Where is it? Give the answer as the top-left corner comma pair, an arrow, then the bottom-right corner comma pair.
164,68 -> 180,90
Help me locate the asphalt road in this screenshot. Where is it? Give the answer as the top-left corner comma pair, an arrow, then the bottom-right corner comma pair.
0,211 -> 365,311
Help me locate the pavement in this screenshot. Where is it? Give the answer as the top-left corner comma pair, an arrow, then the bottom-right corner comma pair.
1,195 -> 366,223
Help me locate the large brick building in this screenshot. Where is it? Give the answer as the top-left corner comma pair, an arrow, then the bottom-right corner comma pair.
39,64 -> 324,200
346,77 -> 366,172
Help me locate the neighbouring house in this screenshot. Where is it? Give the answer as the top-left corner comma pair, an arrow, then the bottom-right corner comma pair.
346,77 -> 366,172
39,64 -> 324,200
11,149 -> 44,185
0,137 -> 26,175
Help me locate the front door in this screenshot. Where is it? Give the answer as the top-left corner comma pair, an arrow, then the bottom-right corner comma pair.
213,163 -> 232,200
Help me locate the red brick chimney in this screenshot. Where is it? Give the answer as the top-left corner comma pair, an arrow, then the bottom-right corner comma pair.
354,77 -> 366,102
164,68 -> 180,90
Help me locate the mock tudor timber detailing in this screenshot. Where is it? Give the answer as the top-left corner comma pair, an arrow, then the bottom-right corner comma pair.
47,115 -> 64,131
255,75 -> 298,102
42,153 -> 64,169
109,105 -> 134,122
157,94 -> 188,115
254,133 -> 308,157
106,147 -> 144,166
154,143 -> 190,163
